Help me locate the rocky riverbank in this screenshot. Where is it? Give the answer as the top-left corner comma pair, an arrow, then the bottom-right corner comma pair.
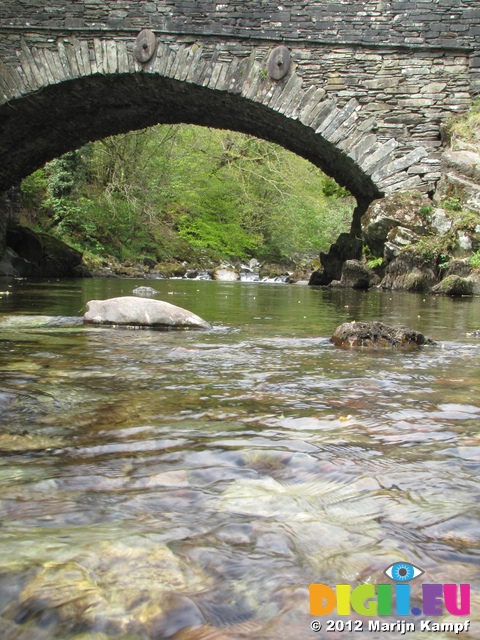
310,105 -> 480,296
86,257 -> 317,284
310,187 -> 480,296
0,219 -> 318,282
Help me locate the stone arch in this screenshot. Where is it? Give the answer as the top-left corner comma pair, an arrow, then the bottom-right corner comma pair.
0,36 -> 427,205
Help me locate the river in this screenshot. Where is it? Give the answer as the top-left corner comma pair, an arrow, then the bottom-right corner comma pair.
0,278 -> 479,639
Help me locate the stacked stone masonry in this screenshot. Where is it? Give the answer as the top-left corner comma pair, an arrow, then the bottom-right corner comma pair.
0,1 -> 479,201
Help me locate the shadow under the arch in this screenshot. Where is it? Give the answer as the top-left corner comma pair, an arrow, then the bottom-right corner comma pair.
0,72 -> 381,209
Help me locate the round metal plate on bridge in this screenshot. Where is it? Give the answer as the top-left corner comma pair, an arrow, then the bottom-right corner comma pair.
268,45 -> 291,80
134,29 -> 157,64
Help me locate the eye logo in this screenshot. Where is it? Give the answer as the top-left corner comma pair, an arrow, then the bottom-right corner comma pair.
310,560 -> 470,618
384,562 -> 424,583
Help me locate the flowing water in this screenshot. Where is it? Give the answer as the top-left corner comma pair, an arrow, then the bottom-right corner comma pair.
0,278 -> 479,640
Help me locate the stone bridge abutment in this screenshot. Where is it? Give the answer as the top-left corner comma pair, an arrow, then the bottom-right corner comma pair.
0,1 -> 479,251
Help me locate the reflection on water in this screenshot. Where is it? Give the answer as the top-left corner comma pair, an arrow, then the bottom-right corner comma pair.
0,279 -> 479,639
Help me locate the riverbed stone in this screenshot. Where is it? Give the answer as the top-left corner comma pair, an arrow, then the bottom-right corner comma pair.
331,321 -> 435,349
431,275 -> 474,296
132,286 -> 158,297
17,541 -> 209,635
84,296 -> 211,329
467,274 -> 480,294
213,268 -> 239,282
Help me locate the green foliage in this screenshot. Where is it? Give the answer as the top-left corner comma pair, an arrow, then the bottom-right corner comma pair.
257,68 -> 268,81
410,233 -> 454,264
367,256 -> 383,269
438,253 -> 450,271
451,208 -> 480,232
21,169 -> 47,210
443,99 -> 480,148
20,124 -> 355,265
470,250 -> 480,270
418,204 -> 433,218
322,176 -> 350,199
443,197 -> 462,212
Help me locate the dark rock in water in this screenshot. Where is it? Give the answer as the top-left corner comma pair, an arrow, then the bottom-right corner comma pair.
310,233 -> 363,286
309,267 -> 327,286
431,275 -> 474,296
468,330 -> 480,337
331,321 -> 436,349
1,225 -> 84,277
149,593 -> 206,638
330,259 -> 378,290
84,296 -> 211,330
381,248 -> 437,292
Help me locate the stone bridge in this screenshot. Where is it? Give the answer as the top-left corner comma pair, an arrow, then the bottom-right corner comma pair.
0,1 -> 479,241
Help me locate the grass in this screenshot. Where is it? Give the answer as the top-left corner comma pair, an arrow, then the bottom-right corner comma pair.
443,99 -> 480,149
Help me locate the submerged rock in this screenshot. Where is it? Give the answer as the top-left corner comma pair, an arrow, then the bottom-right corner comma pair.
84,297 -> 211,330
0,432 -> 63,452
331,321 -> 435,349
17,540 -> 209,635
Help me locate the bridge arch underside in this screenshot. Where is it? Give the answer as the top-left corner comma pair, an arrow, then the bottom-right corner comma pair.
0,72 -> 380,205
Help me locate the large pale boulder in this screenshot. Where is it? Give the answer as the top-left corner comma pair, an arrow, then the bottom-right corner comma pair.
213,267 -> 239,281
84,296 -> 211,330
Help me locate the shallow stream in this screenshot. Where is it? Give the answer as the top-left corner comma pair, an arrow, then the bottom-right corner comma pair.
0,279 -> 479,639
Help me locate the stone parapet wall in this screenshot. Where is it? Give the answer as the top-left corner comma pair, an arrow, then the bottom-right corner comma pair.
1,1 -> 479,52
1,1 -> 479,95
